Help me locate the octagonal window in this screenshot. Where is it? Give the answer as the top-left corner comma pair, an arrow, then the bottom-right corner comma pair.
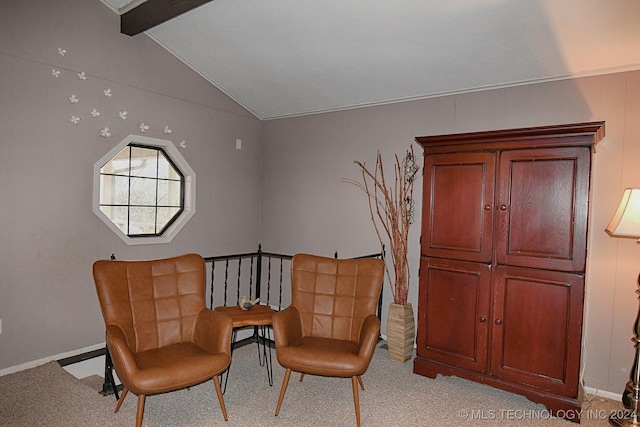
93,135 -> 195,245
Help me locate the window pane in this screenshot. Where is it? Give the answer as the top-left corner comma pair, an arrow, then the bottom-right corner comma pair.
130,177 -> 157,206
100,175 -> 131,205
100,205 -> 128,234
157,207 -> 181,231
130,146 -> 159,178
100,146 -> 130,175
157,180 -> 182,206
157,154 -> 181,180
129,206 -> 157,234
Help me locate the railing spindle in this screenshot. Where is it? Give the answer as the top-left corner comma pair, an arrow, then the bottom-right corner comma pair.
224,260 -> 229,306
210,263 -> 215,309
267,256 -> 272,308
249,257 -> 254,300
236,258 -> 242,304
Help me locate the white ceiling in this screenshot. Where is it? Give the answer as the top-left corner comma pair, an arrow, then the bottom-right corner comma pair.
101,0 -> 640,120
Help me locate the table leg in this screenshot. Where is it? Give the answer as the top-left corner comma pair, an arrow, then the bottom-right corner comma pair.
257,325 -> 274,386
219,329 -> 237,394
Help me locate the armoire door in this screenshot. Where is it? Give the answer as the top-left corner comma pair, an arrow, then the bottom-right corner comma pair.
490,266 -> 584,396
416,257 -> 491,373
494,146 -> 591,272
421,152 -> 495,263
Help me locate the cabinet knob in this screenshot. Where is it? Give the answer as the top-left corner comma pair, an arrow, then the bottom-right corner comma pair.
495,318 -> 503,325
479,316 -> 487,323
499,204 -> 507,211
484,204 -> 491,211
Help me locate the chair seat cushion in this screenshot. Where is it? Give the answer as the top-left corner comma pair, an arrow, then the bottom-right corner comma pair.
276,337 -> 369,377
129,343 -> 230,395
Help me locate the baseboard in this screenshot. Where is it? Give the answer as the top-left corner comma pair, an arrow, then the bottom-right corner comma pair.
0,342 -> 106,378
583,386 -> 622,402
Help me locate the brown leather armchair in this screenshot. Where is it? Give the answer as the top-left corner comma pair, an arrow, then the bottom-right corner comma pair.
92,253 -> 233,427
273,254 -> 384,427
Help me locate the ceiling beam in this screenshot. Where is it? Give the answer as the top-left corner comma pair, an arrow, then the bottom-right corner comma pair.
121,0 -> 214,36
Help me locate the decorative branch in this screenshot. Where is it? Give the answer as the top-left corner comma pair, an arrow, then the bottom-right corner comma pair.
343,146 -> 419,305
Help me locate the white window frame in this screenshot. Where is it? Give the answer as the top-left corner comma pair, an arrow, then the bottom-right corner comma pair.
93,134 -> 196,245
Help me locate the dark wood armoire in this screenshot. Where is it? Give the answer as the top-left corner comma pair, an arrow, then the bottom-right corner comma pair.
413,122 -> 605,422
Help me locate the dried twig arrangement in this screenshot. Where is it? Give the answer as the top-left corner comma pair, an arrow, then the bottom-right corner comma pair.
343,147 -> 419,305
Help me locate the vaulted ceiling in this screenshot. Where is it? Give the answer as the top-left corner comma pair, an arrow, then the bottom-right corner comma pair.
101,0 -> 640,120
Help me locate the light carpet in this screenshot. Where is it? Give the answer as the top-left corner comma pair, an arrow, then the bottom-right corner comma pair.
0,342 -> 623,426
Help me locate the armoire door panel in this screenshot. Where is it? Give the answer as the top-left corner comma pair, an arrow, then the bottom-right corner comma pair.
421,152 -> 495,263
490,266 -> 584,396
495,147 -> 590,272
416,257 -> 491,373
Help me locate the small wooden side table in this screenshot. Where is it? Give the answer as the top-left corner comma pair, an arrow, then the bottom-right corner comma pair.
214,304 -> 276,392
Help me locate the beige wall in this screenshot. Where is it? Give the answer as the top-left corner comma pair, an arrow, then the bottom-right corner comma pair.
261,71 -> 640,395
0,0 -> 263,370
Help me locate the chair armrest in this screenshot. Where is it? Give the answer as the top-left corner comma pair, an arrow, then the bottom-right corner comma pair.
105,324 -> 138,383
194,309 -> 233,356
272,306 -> 302,347
358,314 -> 381,359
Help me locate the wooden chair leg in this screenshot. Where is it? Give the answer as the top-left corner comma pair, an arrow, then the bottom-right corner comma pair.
275,368 -> 292,416
299,373 -> 305,382
135,394 -> 146,427
351,376 -> 361,427
114,387 -> 128,413
213,376 -> 228,421
357,376 -> 364,390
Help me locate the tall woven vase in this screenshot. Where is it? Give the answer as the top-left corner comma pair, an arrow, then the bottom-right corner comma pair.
387,303 -> 415,362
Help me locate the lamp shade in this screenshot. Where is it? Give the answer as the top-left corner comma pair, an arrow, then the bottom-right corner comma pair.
606,188 -> 640,238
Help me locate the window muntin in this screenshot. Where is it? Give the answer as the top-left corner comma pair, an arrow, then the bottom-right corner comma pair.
99,144 -> 184,237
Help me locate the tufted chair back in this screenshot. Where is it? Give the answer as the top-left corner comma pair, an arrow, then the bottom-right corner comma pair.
291,254 -> 383,342
94,253 -> 205,353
